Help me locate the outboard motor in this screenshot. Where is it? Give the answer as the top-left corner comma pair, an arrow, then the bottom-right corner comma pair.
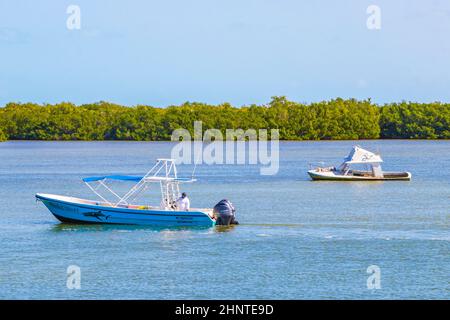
213,199 -> 238,225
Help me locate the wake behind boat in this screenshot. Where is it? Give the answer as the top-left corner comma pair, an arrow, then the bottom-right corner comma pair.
36,159 -> 238,227
308,146 -> 411,181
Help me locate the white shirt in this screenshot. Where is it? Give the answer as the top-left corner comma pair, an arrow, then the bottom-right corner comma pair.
176,196 -> 190,211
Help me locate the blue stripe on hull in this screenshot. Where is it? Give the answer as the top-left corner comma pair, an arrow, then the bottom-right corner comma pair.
37,195 -> 215,227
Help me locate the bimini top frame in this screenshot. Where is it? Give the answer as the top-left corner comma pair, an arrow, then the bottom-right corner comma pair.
82,159 -> 196,209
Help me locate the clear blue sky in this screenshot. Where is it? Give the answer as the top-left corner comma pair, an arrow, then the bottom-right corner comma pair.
1,0 -> 449,106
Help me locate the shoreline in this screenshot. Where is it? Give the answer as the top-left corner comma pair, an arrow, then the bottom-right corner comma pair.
1,138 -> 449,143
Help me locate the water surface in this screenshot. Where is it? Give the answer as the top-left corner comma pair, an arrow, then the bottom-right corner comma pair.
0,140 -> 448,299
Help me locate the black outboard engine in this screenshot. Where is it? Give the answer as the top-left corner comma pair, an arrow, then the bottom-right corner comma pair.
213,199 -> 238,225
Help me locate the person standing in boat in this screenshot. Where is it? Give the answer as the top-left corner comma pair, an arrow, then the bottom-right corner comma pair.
176,192 -> 190,211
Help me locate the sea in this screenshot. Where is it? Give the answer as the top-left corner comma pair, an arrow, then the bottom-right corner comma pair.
0,140 -> 448,299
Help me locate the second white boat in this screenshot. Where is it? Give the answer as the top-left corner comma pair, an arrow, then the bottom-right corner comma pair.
308,146 -> 412,181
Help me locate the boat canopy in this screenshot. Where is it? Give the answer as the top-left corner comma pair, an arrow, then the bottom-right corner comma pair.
343,146 -> 383,164
81,159 -> 197,208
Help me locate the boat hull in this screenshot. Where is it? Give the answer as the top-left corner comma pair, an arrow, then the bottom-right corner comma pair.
36,193 -> 216,227
308,170 -> 412,181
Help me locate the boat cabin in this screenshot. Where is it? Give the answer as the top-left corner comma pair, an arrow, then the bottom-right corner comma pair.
337,146 -> 384,178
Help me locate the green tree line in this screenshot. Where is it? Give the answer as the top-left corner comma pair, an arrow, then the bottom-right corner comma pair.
0,97 -> 448,141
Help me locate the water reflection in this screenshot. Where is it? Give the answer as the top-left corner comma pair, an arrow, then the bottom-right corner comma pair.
214,225 -> 237,233
50,222 -> 215,233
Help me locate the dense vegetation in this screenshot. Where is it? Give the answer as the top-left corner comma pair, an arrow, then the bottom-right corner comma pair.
0,97 -> 448,141
379,102 -> 450,139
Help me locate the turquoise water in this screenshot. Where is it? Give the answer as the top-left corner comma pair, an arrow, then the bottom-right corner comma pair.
0,141 -> 448,299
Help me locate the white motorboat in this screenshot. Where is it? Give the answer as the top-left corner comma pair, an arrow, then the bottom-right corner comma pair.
36,159 -> 238,226
308,146 -> 412,181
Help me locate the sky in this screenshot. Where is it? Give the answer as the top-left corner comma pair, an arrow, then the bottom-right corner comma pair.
0,0 -> 450,107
